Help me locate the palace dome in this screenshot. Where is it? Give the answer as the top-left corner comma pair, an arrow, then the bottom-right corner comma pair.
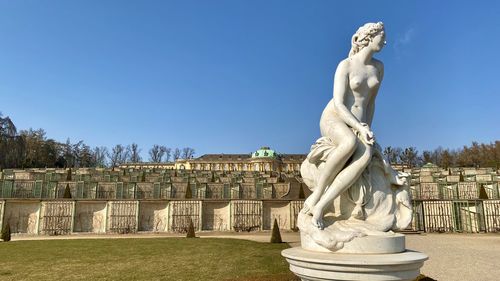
252,147 -> 279,159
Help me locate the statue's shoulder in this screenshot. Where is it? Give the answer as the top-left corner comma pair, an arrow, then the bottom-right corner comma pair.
338,58 -> 351,68
334,59 -> 351,76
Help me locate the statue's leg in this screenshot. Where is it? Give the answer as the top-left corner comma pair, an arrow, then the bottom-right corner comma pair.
312,141 -> 373,229
304,121 -> 357,216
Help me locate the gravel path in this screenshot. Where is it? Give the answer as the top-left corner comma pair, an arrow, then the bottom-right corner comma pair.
405,233 -> 500,281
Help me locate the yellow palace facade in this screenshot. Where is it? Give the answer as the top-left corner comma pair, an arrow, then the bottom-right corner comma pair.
121,147 -> 306,173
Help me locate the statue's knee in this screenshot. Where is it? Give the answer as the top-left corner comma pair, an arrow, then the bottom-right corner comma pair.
339,136 -> 357,156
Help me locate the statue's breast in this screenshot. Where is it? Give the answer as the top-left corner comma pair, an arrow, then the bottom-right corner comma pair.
349,75 -> 365,91
367,77 -> 380,89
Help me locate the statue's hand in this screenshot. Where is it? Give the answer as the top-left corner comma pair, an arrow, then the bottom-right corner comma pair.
358,124 -> 375,145
300,204 -> 312,215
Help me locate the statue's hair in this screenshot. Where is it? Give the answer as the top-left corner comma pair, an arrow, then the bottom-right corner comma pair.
348,22 -> 384,57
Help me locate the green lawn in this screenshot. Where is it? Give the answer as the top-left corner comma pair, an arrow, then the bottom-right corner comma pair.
0,238 -> 298,281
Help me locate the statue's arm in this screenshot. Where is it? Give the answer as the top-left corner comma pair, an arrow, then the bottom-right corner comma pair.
366,60 -> 384,126
366,90 -> 378,126
332,60 -> 364,132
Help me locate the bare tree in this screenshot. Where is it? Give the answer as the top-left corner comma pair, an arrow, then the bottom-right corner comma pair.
173,148 -> 181,161
422,150 -> 433,164
440,149 -> 454,169
72,140 -> 85,168
400,147 -> 419,168
128,143 -> 142,163
108,144 -> 129,167
93,146 -> 108,167
159,146 -> 167,162
0,113 -> 17,137
19,128 -> 47,167
164,147 -> 172,162
79,144 -> 94,167
383,146 -> 399,164
62,138 -> 74,167
149,145 -> 167,162
181,147 -> 195,159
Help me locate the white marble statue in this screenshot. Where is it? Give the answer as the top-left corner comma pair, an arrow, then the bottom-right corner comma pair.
299,22 -> 413,252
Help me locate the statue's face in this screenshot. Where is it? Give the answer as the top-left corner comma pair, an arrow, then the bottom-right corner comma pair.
370,31 -> 386,52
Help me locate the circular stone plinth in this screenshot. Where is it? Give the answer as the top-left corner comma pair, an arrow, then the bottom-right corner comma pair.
282,247 -> 428,281
301,233 -> 406,254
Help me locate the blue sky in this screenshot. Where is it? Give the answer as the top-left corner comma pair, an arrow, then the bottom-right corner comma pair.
0,1 -> 499,158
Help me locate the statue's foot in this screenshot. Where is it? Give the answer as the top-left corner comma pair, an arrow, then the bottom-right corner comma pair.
311,211 -> 324,230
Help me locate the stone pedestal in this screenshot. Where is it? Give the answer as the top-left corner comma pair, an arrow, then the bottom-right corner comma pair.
282,246 -> 428,281
301,232 -> 406,254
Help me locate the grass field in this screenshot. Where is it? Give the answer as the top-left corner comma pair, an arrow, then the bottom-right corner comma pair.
0,238 -> 298,281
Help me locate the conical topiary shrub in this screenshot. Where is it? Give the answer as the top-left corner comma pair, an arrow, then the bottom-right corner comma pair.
1,223 -> 11,242
63,183 -> 72,199
270,218 -> 282,243
66,167 -> 72,181
479,184 -> 489,200
186,218 -> 196,238
298,184 -> 305,199
185,184 -> 193,199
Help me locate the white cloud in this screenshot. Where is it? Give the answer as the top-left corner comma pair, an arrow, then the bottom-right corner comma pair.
393,27 -> 415,57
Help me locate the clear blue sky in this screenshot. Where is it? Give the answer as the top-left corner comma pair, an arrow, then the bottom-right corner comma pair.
1,1 -> 499,158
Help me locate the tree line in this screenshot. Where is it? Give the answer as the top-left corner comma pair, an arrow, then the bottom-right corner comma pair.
383,141 -> 500,169
2,112 -> 498,169
0,113 -> 195,169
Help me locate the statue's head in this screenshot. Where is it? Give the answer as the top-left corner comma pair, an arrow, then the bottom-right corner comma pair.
349,22 -> 385,57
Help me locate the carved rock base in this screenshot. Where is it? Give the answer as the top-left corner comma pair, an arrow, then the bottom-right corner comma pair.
282,247 -> 428,281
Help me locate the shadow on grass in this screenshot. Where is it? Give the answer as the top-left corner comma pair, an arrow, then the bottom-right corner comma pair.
415,275 -> 437,281
224,273 -> 300,281
227,274 -> 435,281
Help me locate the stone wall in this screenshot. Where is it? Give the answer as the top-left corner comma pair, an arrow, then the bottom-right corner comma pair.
263,201 -> 290,230
139,202 -> 168,232
202,201 -> 230,231
1,199 -> 500,235
3,201 -> 40,234
73,201 -> 107,233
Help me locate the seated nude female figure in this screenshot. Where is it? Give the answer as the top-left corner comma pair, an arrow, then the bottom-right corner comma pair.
303,22 -> 386,230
